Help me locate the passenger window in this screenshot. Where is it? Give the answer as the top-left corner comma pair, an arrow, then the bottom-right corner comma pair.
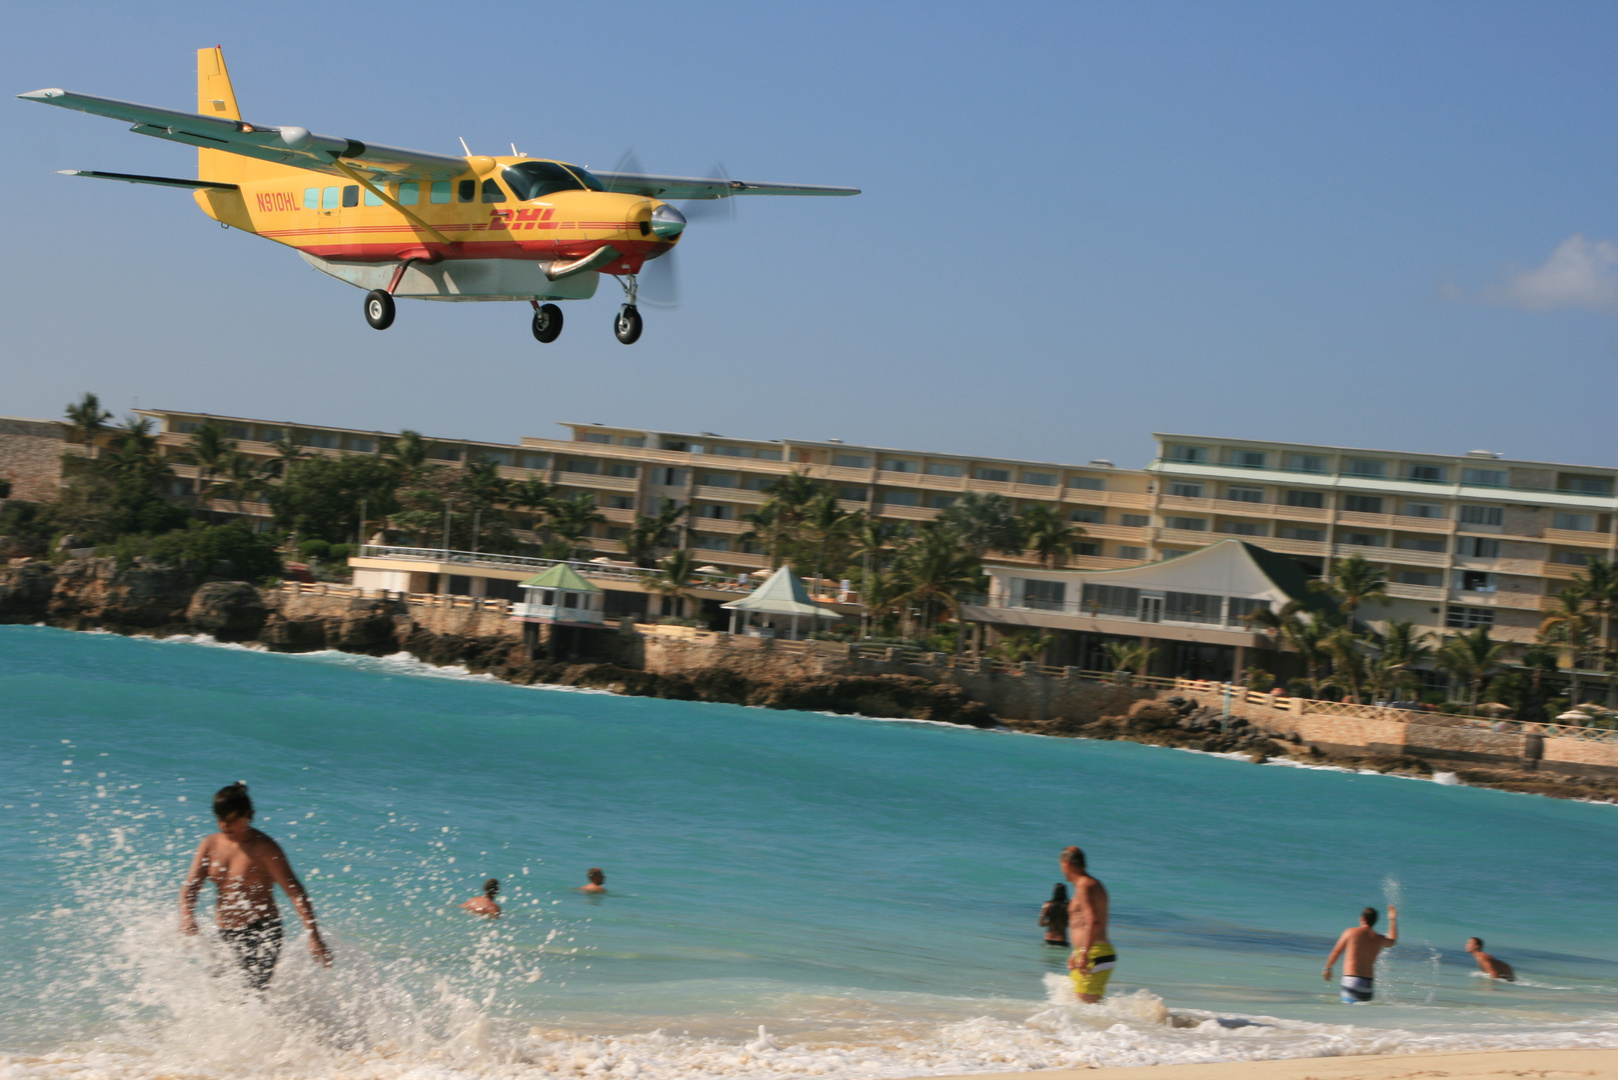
303,187 -> 319,209
481,179 -> 506,203
457,179 -> 476,202
342,185 -> 359,207
363,187 -> 383,206
321,186 -> 340,209
430,181 -> 451,204
398,182 -> 420,206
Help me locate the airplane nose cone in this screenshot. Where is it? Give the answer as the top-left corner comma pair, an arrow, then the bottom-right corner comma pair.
651,203 -> 686,240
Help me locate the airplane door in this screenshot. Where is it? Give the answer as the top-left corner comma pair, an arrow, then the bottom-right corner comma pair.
1139,596 -> 1163,623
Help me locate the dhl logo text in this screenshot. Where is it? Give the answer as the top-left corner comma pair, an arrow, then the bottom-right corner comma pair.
486,208 -> 557,230
254,191 -> 302,212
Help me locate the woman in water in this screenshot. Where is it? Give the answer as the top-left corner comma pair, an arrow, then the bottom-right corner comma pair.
1039,883 -> 1070,947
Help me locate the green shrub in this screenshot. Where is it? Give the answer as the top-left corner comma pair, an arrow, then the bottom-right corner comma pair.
112,521 -> 283,584
297,538 -> 331,560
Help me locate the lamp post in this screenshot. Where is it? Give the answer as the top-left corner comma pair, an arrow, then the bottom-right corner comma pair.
442,499 -> 453,555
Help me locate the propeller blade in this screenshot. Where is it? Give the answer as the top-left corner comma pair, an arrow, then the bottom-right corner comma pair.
640,249 -> 681,310
682,160 -> 736,223
604,148 -> 645,193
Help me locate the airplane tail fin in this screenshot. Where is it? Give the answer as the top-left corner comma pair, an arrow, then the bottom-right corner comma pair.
197,47 -> 244,184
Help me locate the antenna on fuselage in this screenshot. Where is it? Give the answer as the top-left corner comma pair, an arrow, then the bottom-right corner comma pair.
458,137 -> 472,155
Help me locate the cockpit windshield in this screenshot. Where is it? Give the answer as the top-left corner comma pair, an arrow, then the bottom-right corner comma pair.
501,160 -> 607,201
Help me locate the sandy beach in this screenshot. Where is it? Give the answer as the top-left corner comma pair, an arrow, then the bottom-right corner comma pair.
932,1047 -> 1618,1080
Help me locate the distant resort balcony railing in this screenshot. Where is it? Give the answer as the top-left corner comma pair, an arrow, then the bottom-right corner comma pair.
357,544 -> 757,593
1148,456 -> 1618,500
975,587 -> 1272,630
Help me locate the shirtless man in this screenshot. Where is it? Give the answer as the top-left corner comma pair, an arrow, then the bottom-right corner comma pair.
1323,906 -> 1396,1003
1059,846 -> 1116,1002
579,868 -> 607,894
1466,937 -> 1516,982
462,878 -> 502,917
179,783 -> 331,990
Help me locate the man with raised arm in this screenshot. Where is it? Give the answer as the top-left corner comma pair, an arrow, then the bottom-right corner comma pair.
1059,846 -> 1117,1002
1323,905 -> 1396,1003
180,783 -> 332,990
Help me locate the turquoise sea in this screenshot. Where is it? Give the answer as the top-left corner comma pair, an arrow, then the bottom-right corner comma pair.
1,624 -> 1615,1078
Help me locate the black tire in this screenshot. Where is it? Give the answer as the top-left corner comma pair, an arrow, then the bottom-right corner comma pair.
364,289 -> 395,330
531,303 -> 563,343
614,304 -> 643,345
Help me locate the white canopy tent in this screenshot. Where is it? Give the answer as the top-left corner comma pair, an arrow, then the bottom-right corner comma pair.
721,565 -> 838,641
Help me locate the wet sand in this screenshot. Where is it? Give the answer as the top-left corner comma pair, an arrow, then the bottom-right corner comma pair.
930,1047 -> 1618,1079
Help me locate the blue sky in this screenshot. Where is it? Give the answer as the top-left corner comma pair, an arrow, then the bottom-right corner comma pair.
3,1 -> 1614,468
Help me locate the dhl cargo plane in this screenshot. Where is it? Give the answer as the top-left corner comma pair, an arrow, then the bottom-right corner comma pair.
21,47 -> 859,344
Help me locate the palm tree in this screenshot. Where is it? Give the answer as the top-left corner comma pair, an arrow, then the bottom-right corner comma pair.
890,523 -> 981,640
104,416 -> 171,492
1018,502 -> 1082,568
1322,624 -> 1370,703
1539,587 -> 1596,706
623,501 -> 687,568
1309,553 -> 1388,624
1245,601 -> 1332,696
991,629 -> 1053,664
654,548 -> 701,620
217,451 -> 266,519
850,517 -> 904,639
1362,619 -> 1433,702
1570,558 -> 1618,703
1103,640 -> 1156,684
508,476 -> 557,537
938,490 -> 1022,558
64,393 -> 113,459
544,492 -> 606,561
464,454 -> 510,505
1435,626 -> 1507,708
264,436 -> 307,479
186,421 -> 237,514
740,471 -> 821,567
802,492 -> 856,591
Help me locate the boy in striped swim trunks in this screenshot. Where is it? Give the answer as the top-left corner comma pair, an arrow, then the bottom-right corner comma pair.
1059,846 -> 1117,1002
1324,905 -> 1397,1003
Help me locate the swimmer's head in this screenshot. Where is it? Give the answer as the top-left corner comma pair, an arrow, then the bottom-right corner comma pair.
1467,937 -> 1483,952
1361,907 -> 1379,926
213,782 -> 253,829
1050,882 -> 1068,903
484,878 -> 500,898
1059,846 -> 1086,871
587,868 -> 605,885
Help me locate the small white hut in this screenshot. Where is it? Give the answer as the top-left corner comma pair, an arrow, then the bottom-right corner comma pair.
721,565 -> 838,641
513,563 -> 605,626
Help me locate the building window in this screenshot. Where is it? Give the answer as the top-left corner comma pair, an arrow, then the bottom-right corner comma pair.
1285,453 -> 1326,473
880,458 -> 917,472
925,463 -> 965,477
652,467 -> 687,486
1069,476 -> 1104,491
1279,526 -> 1325,542
1021,471 -> 1057,486
519,452 -> 549,470
1075,541 -> 1101,557
564,458 -> 599,475
1226,486 -> 1264,503
698,471 -> 736,488
706,445 -> 748,457
1070,507 -> 1105,524
1285,490 -> 1324,508
1398,570 -> 1443,587
1454,570 -> 1496,593
1340,532 -> 1384,547
1446,605 -> 1495,629
1081,583 -> 1139,617
692,534 -> 731,551
1406,464 -> 1446,482
1116,546 -> 1148,560
607,495 -> 635,510
607,463 -> 638,478
1011,578 -> 1066,611
1227,450 -> 1267,468
605,526 -> 628,540
1227,597 -> 1268,625
881,490 -> 919,506
582,432 -> 613,443
1398,535 -> 1446,552
700,504 -> 732,520
1554,551 -> 1591,566
1403,502 -> 1444,518
1168,482 -> 1204,498
539,590 -> 555,606
1559,474 -> 1613,495
302,432 -> 338,449
1165,517 -> 1207,532
1167,445 -> 1208,463
1343,495 -> 1384,514
428,444 -> 461,461
927,494 -> 956,509
755,448 -> 783,461
1346,458 -> 1386,478
1459,505 -> 1503,526
1222,521 -> 1266,536
742,475 -> 771,490
1164,591 -> 1221,624
973,467 -> 1011,482
619,435 -> 646,448
833,453 -> 870,469
1553,512 -> 1596,532
1462,467 -> 1506,487
1121,514 -> 1149,528
1456,536 -> 1501,558
1160,550 -> 1189,560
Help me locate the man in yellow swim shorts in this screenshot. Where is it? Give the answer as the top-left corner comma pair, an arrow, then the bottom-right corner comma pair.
1060,845 -> 1116,1002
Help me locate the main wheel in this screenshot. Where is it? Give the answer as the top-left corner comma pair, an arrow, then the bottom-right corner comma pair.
531,303 -> 563,343
614,304 -> 643,345
364,289 -> 396,330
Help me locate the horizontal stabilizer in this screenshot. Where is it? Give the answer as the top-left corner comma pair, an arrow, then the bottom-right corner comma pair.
58,169 -> 239,190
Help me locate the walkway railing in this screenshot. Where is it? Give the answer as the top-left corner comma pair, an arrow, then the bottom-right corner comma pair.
356,545 -> 757,593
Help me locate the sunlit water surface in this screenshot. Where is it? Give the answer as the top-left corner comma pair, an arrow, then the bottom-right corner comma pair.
1,625 -> 1615,1078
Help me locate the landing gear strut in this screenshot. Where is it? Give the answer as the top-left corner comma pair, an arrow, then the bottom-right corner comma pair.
614,274 -> 643,345
531,301 -> 563,343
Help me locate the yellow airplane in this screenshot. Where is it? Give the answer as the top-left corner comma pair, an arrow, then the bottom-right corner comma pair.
21,47 -> 859,344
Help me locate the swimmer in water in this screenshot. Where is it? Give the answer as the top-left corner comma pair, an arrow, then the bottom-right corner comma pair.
1466,937 -> 1515,981
579,867 -> 606,893
1324,905 -> 1397,1003
1039,883 -> 1070,947
461,878 -> 501,917
179,783 -> 331,990
1059,846 -> 1115,1002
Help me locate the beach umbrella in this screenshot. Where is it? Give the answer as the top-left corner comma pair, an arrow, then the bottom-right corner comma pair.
1476,703 -> 1513,714
1555,710 -> 1590,721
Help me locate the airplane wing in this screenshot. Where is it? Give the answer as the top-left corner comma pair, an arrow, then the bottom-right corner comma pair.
18,88 -> 466,182
593,172 -> 860,200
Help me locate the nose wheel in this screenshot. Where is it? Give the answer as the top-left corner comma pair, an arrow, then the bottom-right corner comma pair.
531,302 -> 563,343
613,273 -> 644,344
